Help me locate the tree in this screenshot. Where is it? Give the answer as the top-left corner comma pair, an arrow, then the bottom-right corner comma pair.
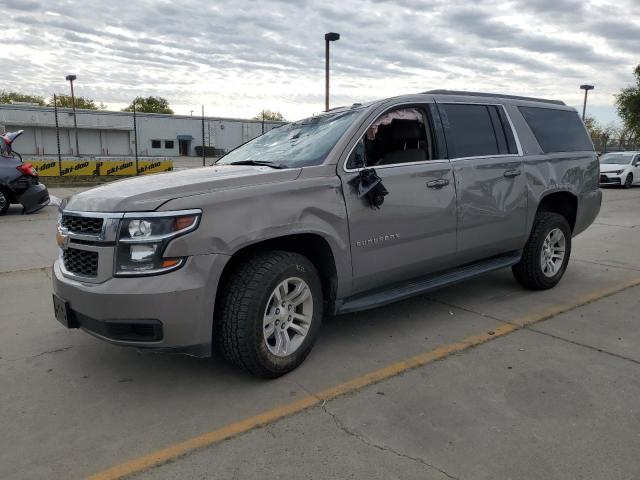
254,109 -> 286,121
615,64 -> 640,141
122,96 -> 173,114
0,91 -> 46,106
49,95 -> 105,110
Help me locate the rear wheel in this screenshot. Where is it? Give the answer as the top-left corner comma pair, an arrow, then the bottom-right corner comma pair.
0,188 -> 10,215
623,173 -> 633,189
215,251 -> 323,378
512,212 -> 571,290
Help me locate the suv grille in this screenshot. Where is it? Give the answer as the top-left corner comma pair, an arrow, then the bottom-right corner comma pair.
61,215 -> 104,235
63,248 -> 99,277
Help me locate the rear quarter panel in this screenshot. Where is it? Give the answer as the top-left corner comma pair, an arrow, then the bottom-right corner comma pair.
505,103 -> 601,238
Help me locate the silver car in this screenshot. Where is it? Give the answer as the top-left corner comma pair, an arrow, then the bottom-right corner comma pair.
53,90 -> 601,377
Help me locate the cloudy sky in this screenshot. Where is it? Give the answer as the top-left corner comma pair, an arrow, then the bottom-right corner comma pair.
0,0 -> 638,124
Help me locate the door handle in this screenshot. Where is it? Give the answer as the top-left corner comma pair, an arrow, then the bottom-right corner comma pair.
504,169 -> 521,178
426,179 -> 449,189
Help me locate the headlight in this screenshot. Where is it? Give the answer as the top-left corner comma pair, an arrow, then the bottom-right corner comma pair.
614,170 -> 624,175
114,209 -> 201,276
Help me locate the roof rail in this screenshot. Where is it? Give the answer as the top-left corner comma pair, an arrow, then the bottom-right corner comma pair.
423,90 -> 566,106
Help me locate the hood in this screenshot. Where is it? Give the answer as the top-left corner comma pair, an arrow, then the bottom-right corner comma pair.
599,164 -> 628,173
65,165 -> 301,212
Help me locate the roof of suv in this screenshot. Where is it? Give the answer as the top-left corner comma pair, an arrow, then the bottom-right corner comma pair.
423,90 -> 566,106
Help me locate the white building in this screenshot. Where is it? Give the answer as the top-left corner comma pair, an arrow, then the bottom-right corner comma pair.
0,104 -> 284,157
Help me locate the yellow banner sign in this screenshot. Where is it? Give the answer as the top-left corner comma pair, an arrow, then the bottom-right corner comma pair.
30,160 -> 60,177
137,159 -> 173,175
27,158 -> 173,176
98,160 -> 136,176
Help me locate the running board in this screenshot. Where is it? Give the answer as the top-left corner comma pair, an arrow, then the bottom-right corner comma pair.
334,252 -> 521,315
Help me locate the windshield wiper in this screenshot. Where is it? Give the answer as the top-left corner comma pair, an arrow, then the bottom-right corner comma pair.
226,160 -> 287,169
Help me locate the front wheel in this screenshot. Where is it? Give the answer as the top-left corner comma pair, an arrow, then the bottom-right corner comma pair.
623,174 -> 633,189
215,251 -> 323,378
512,212 -> 571,290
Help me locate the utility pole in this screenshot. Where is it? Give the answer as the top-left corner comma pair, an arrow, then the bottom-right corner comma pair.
580,84 -> 594,121
53,94 -> 62,175
65,75 -> 80,157
324,32 -> 340,111
133,103 -> 139,175
201,105 -> 206,167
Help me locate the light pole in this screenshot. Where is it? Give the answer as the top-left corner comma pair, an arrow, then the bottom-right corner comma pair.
325,32 -> 340,111
580,84 -> 594,121
65,74 -> 80,157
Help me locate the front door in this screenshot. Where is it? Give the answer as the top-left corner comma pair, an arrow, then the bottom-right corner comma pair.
340,105 -> 457,294
436,102 -> 527,263
179,139 -> 190,155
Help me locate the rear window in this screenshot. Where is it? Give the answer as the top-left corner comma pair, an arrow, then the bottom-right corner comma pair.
518,107 -> 593,153
438,104 -> 518,159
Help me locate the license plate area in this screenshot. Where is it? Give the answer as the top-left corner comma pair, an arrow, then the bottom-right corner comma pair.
53,294 -> 78,328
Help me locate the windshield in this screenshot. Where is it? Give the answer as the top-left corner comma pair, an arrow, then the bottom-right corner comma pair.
217,109 -> 361,168
599,153 -> 633,164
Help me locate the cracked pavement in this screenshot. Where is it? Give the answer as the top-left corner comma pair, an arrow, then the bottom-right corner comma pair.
1,187 -> 640,479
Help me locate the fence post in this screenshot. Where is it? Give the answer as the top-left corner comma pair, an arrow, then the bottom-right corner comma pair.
53,94 -> 62,176
133,103 -> 139,175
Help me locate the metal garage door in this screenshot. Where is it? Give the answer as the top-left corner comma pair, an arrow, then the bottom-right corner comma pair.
41,127 -> 71,156
105,130 -> 130,156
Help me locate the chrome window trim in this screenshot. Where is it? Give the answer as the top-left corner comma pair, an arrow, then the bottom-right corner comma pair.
341,100 -> 525,173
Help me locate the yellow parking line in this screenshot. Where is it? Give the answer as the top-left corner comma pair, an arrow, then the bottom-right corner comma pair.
87,276 -> 640,480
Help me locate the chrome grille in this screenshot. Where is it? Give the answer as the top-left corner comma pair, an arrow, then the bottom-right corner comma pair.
63,248 -> 99,277
61,215 -> 104,235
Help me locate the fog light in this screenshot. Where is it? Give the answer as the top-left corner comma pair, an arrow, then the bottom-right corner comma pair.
130,244 -> 156,262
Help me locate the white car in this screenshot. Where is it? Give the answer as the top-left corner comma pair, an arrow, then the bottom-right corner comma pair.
599,152 -> 640,188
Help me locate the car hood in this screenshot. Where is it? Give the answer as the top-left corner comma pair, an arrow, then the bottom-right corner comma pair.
64,165 -> 301,212
599,164 -> 628,173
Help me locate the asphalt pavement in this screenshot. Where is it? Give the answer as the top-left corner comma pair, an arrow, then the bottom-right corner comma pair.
0,186 -> 639,480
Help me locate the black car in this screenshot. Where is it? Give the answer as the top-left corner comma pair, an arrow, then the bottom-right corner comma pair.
0,130 -> 50,215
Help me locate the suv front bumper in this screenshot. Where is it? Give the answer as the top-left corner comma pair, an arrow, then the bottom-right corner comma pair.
52,253 -> 229,357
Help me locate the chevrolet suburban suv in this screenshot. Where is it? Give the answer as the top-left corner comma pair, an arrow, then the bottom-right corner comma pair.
53,91 -> 601,377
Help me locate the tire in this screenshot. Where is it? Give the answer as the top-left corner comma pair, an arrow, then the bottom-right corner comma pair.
623,174 -> 633,189
215,251 -> 323,378
512,212 -> 571,290
0,188 -> 10,216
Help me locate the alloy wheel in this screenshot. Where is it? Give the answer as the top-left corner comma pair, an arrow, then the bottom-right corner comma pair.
540,228 -> 566,277
263,277 -> 313,357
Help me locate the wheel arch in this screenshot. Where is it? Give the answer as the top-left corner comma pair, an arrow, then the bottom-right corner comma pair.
536,190 -> 578,233
215,233 -> 339,312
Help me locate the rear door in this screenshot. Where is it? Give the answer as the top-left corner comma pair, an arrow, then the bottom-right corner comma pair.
436,102 -> 527,263
340,104 -> 457,294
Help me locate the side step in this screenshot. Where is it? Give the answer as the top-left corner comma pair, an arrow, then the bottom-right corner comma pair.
334,252 -> 521,315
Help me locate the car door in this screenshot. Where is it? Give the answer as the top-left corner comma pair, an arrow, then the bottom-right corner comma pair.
339,104 -> 457,294
633,154 -> 640,184
435,102 -> 527,264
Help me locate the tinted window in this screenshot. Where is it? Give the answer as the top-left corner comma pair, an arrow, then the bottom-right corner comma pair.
438,104 -> 500,158
519,107 -> 593,153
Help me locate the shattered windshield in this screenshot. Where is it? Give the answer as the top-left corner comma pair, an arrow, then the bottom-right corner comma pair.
217,109 -> 361,168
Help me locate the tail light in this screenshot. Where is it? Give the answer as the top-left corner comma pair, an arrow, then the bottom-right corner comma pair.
17,163 -> 38,177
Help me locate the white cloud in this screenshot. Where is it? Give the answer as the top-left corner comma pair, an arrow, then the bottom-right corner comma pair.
0,0 -> 637,124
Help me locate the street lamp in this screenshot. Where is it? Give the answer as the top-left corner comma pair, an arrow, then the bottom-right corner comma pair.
65,74 -> 80,157
325,32 -> 340,111
580,84 -> 594,121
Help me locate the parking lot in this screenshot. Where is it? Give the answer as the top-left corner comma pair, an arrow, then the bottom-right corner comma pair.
1,186 -> 639,480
